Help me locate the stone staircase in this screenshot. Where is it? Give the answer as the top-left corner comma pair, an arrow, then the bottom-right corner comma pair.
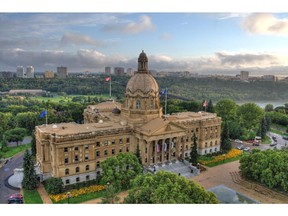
149,161 -> 198,178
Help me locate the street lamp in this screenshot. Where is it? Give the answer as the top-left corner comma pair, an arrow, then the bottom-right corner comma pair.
66,192 -> 71,204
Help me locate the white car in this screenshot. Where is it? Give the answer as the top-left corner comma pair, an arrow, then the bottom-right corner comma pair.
243,147 -> 250,151
235,139 -> 243,144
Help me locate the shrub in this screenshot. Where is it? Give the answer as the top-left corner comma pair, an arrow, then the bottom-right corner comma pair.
44,177 -> 64,195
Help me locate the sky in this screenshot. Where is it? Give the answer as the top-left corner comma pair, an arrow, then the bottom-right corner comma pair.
1,2 -> 288,76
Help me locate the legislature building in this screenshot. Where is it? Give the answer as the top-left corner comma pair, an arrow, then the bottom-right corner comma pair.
35,51 -> 222,185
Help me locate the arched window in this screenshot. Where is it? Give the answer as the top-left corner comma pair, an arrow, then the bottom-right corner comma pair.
150,100 -> 154,109
65,168 -> 69,175
75,167 -> 80,173
136,100 -> 141,109
215,141 -> 218,145
210,141 -> 213,147
85,165 -> 90,171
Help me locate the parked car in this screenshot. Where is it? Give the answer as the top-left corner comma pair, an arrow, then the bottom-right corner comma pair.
235,139 -> 243,144
9,193 -> 23,200
282,136 -> 288,140
8,198 -> 23,204
270,142 -> 277,147
272,136 -> 277,141
247,140 -> 255,143
253,142 -> 260,146
237,145 -> 244,150
243,147 -> 250,151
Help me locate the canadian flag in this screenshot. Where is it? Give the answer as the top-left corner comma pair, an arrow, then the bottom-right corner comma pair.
106,76 -> 110,81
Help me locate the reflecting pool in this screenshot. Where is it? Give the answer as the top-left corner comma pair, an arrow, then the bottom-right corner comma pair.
208,185 -> 260,204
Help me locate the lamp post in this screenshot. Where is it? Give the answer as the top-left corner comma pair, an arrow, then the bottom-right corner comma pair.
66,192 -> 71,204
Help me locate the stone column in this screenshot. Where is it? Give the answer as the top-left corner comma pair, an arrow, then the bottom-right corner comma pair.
168,138 -> 171,162
161,139 -> 165,163
154,140 -> 157,165
147,141 -> 151,166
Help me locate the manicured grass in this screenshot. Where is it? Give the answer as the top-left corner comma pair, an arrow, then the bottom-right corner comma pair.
1,143 -> 31,159
271,123 -> 287,132
31,94 -> 110,103
23,189 -> 43,204
270,128 -> 285,136
203,155 -> 242,167
52,190 -> 106,204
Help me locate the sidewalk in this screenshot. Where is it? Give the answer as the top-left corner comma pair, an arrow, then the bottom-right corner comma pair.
37,183 -> 52,204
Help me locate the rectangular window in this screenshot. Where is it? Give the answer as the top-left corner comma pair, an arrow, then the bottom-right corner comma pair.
126,146 -> 129,152
86,175 -> 90,181
104,141 -> 108,146
126,138 -> 130,143
104,149 -> 108,156
76,177 -> 80,182
112,149 -> 115,155
119,148 -> 122,153
85,155 -> 89,160
74,146 -> 79,151
75,155 -> 79,162
119,138 -> 123,144
96,142 -> 100,147
64,147 -> 68,153
85,145 -> 89,150
111,140 -> 115,145
65,179 -> 70,184
96,151 -> 100,157
64,158 -> 68,164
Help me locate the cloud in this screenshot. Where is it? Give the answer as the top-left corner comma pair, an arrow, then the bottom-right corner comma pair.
60,32 -> 105,47
1,48 -> 288,75
159,32 -> 172,40
102,15 -> 155,34
242,13 -> 288,36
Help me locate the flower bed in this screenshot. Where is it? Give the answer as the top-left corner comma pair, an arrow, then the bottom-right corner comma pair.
49,184 -> 106,203
199,149 -> 242,166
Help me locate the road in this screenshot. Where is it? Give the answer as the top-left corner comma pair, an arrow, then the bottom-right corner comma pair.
233,132 -> 288,152
0,152 -> 24,204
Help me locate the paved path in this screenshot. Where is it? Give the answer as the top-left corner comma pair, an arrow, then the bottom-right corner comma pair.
37,183 -> 52,204
191,160 -> 288,204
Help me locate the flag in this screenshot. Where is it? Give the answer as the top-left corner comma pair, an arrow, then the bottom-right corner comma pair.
40,110 -> 47,118
203,100 -> 207,107
106,76 -> 110,81
160,88 -> 167,96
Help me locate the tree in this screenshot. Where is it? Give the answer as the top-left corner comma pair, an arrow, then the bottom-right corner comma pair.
22,150 -> 38,190
215,99 -> 238,122
31,130 -> 36,156
237,103 -> 264,131
257,116 -> 269,139
44,177 -> 64,195
221,121 -> 231,153
124,171 -> 219,204
101,183 -> 120,204
189,133 -> 199,165
135,144 -> 142,165
265,104 -> 274,112
206,99 -> 214,113
100,153 -> 143,190
3,127 -> 27,147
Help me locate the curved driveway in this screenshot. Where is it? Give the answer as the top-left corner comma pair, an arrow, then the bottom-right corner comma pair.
0,152 -> 24,204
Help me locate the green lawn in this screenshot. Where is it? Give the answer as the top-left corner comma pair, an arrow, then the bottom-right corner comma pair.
32,94 -> 110,103
1,143 -> 31,159
23,189 -> 43,204
52,190 -> 106,204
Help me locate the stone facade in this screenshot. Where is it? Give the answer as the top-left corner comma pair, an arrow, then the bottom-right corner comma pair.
35,51 -> 221,185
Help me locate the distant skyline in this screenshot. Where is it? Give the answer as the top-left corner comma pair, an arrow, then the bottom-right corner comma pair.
1,13 -> 288,75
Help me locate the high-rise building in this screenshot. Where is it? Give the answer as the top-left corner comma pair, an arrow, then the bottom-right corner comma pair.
35,51 -> 222,185
126,68 -> 134,76
105,66 -> 112,75
26,66 -> 35,78
240,71 -> 249,81
57,66 -> 68,78
16,66 -> 25,78
114,67 -> 125,76
44,71 -> 55,79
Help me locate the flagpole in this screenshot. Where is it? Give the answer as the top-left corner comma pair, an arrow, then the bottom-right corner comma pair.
165,88 -> 167,116
46,109 -> 48,126
109,76 -> 111,98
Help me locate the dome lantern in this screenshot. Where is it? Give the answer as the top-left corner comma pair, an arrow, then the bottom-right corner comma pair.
138,50 -> 148,72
